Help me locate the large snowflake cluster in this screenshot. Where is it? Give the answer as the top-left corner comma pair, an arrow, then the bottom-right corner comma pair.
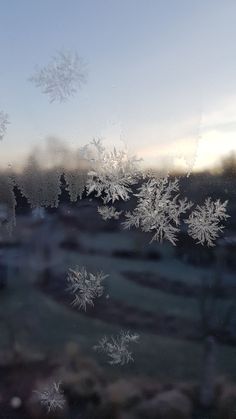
66,266 -> 108,311
185,198 -> 229,246
0,111 -> 10,140
83,142 -> 229,246
93,330 -> 139,365
34,381 -> 65,412
30,50 -> 87,103
86,139 -> 141,204
123,176 -> 192,245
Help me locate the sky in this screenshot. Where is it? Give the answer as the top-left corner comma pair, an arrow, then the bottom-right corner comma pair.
0,0 -> 236,172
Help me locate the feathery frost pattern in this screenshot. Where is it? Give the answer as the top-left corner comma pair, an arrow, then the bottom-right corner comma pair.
66,266 -> 108,310
30,50 -> 87,103
86,139 -> 141,204
16,156 -> 62,208
93,330 -> 139,365
98,205 -> 122,220
185,198 -> 229,246
34,381 -> 65,412
64,170 -> 88,201
123,176 -> 192,245
0,111 -> 10,140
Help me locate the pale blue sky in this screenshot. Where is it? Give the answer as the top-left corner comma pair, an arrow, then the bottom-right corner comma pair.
0,0 -> 236,171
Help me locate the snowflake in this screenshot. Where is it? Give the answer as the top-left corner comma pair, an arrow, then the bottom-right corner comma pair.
66,266 -> 108,310
123,176 -> 192,245
30,50 -> 87,102
93,330 -> 139,365
86,139 -> 141,204
34,381 -> 65,412
98,205 -> 122,220
185,197 -> 229,246
0,111 -> 10,140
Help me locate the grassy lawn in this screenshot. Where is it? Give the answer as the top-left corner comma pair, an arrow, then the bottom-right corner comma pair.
0,266 -> 236,383
66,251 -> 199,319
79,231 -> 236,285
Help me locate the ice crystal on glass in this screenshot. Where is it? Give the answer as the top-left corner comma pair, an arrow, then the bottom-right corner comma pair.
185,197 -> 229,246
34,381 -> 65,412
66,266 -> 108,311
0,111 -> 10,140
93,330 -> 139,365
86,139 -> 141,204
64,169 -> 88,201
30,50 -> 87,102
98,205 -> 122,220
123,176 -> 192,245
16,155 -> 62,208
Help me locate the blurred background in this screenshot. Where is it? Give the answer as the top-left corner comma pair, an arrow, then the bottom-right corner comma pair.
0,145 -> 234,418
0,1 -> 236,418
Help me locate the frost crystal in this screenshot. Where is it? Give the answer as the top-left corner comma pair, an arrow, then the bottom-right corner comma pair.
30,50 -> 87,102
86,139 -> 141,204
16,156 -> 62,208
98,205 -> 122,220
64,170 -> 88,201
123,176 -> 192,245
185,198 -> 229,246
34,381 -> 65,412
93,330 -> 139,365
66,266 -> 108,310
0,111 -> 10,140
